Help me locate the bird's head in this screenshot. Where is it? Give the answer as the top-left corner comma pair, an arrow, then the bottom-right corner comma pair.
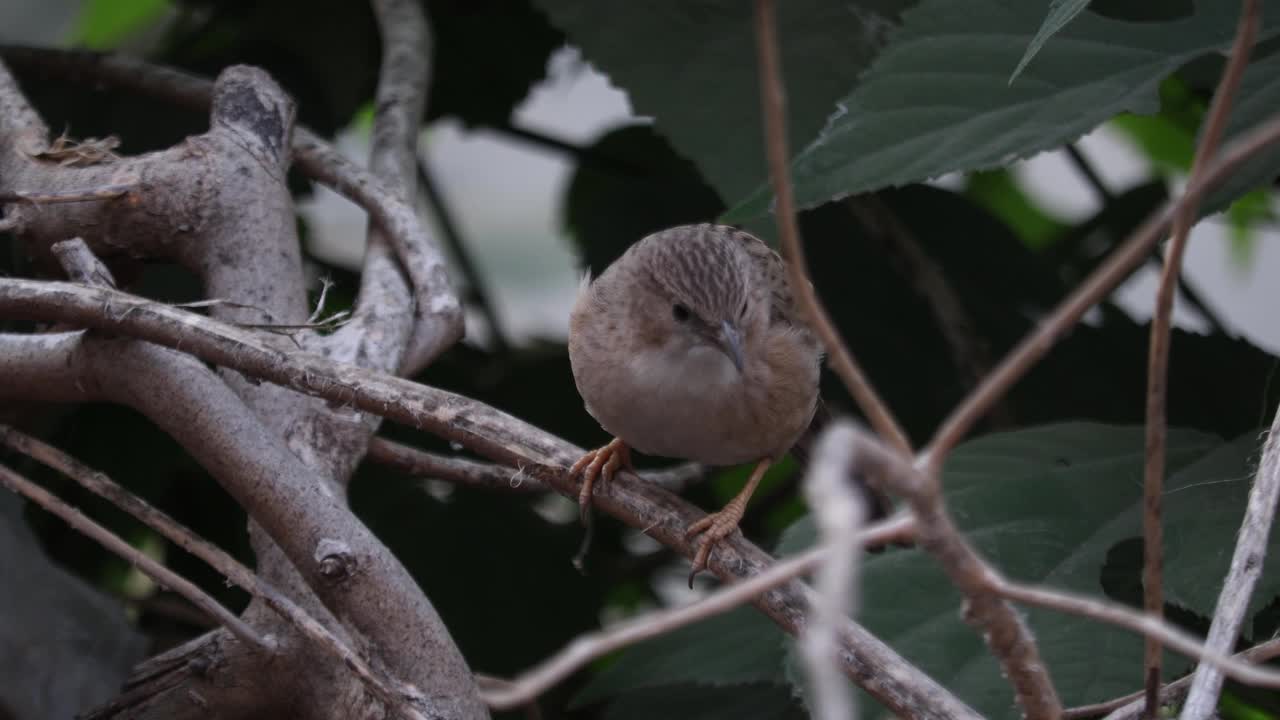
626,224 -> 770,376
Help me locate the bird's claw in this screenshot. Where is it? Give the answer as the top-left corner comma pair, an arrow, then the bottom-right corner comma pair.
568,438 -> 632,524
684,507 -> 746,587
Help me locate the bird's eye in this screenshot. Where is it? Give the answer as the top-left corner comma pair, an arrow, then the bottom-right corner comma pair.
672,303 -> 691,323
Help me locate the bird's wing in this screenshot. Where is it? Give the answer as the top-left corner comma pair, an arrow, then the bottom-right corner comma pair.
727,228 -> 820,345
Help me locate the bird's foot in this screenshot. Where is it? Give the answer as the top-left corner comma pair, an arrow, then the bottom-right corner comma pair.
568,437 -> 633,523
684,504 -> 748,587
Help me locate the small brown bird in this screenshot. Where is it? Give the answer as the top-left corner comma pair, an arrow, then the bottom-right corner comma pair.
568,223 -> 823,580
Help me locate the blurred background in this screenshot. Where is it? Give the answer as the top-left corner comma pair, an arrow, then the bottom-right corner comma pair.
3,1 -> 1280,719
6,0 -> 1279,352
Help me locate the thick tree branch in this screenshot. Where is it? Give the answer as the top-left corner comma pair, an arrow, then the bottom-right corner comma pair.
367,436 -> 703,494
83,338 -> 483,718
0,46 -> 460,374
0,425 -> 431,720
1142,2 -> 1258,713
324,0 -> 461,375
0,462 -> 273,653
50,237 -> 116,287
0,280 -> 978,720
0,332 -> 91,403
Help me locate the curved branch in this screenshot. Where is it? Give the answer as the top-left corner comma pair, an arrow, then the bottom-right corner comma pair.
76,338 -> 485,719
0,425 -> 429,720
0,46 -> 461,373
322,0 -> 461,374
0,280 -> 978,720
0,332 -> 92,403
752,0 -> 911,454
1143,0 -> 1258,712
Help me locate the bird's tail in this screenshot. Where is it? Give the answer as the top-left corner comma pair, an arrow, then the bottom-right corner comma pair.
788,398 -> 895,522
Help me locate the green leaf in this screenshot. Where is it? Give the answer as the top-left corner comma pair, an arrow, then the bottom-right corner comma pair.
1110,113 -> 1196,174
778,423 -> 1274,716
1225,189 -> 1272,269
73,0 -> 170,50
531,0 -> 915,205
572,605 -> 787,707
963,168 -> 1068,248
1010,0 -> 1090,85
726,0 -> 1280,221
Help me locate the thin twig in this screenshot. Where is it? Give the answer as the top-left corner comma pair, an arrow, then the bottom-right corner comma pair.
1064,144 -> 1115,203
751,0 -> 912,454
0,184 -> 134,204
496,123 -> 590,160
1085,638 -> 1280,720
1067,133 -> 1228,334
1181,375 -> 1279,712
306,277 -> 335,325
495,122 -> 652,177
27,275 -> 1280,718
0,461 -> 274,653
51,237 -> 116,288
1142,3 -> 1258,713
481,512 -> 914,710
0,425 -> 431,720
924,109 -> 1280,470
10,267 -> 963,716
367,436 -> 703,494
799,423 -> 866,720
1151,245 -> 1227,335
993,577 -> 1280,690
417,153 -> 508,353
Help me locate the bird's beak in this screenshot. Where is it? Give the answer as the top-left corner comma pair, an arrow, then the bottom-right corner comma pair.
717,320 -> 746,374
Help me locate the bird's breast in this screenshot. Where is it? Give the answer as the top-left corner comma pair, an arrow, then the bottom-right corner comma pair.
570,335 -> 818,466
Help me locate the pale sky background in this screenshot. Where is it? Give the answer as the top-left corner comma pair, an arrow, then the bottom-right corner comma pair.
4,2 -> 1278,354
302,48 -> 1280,356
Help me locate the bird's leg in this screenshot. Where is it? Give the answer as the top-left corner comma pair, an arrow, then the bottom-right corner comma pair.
685,458 -> 771,586
568,437 -> 634,523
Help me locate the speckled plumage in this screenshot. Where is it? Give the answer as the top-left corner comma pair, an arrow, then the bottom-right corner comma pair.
568,223 -> 822,465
